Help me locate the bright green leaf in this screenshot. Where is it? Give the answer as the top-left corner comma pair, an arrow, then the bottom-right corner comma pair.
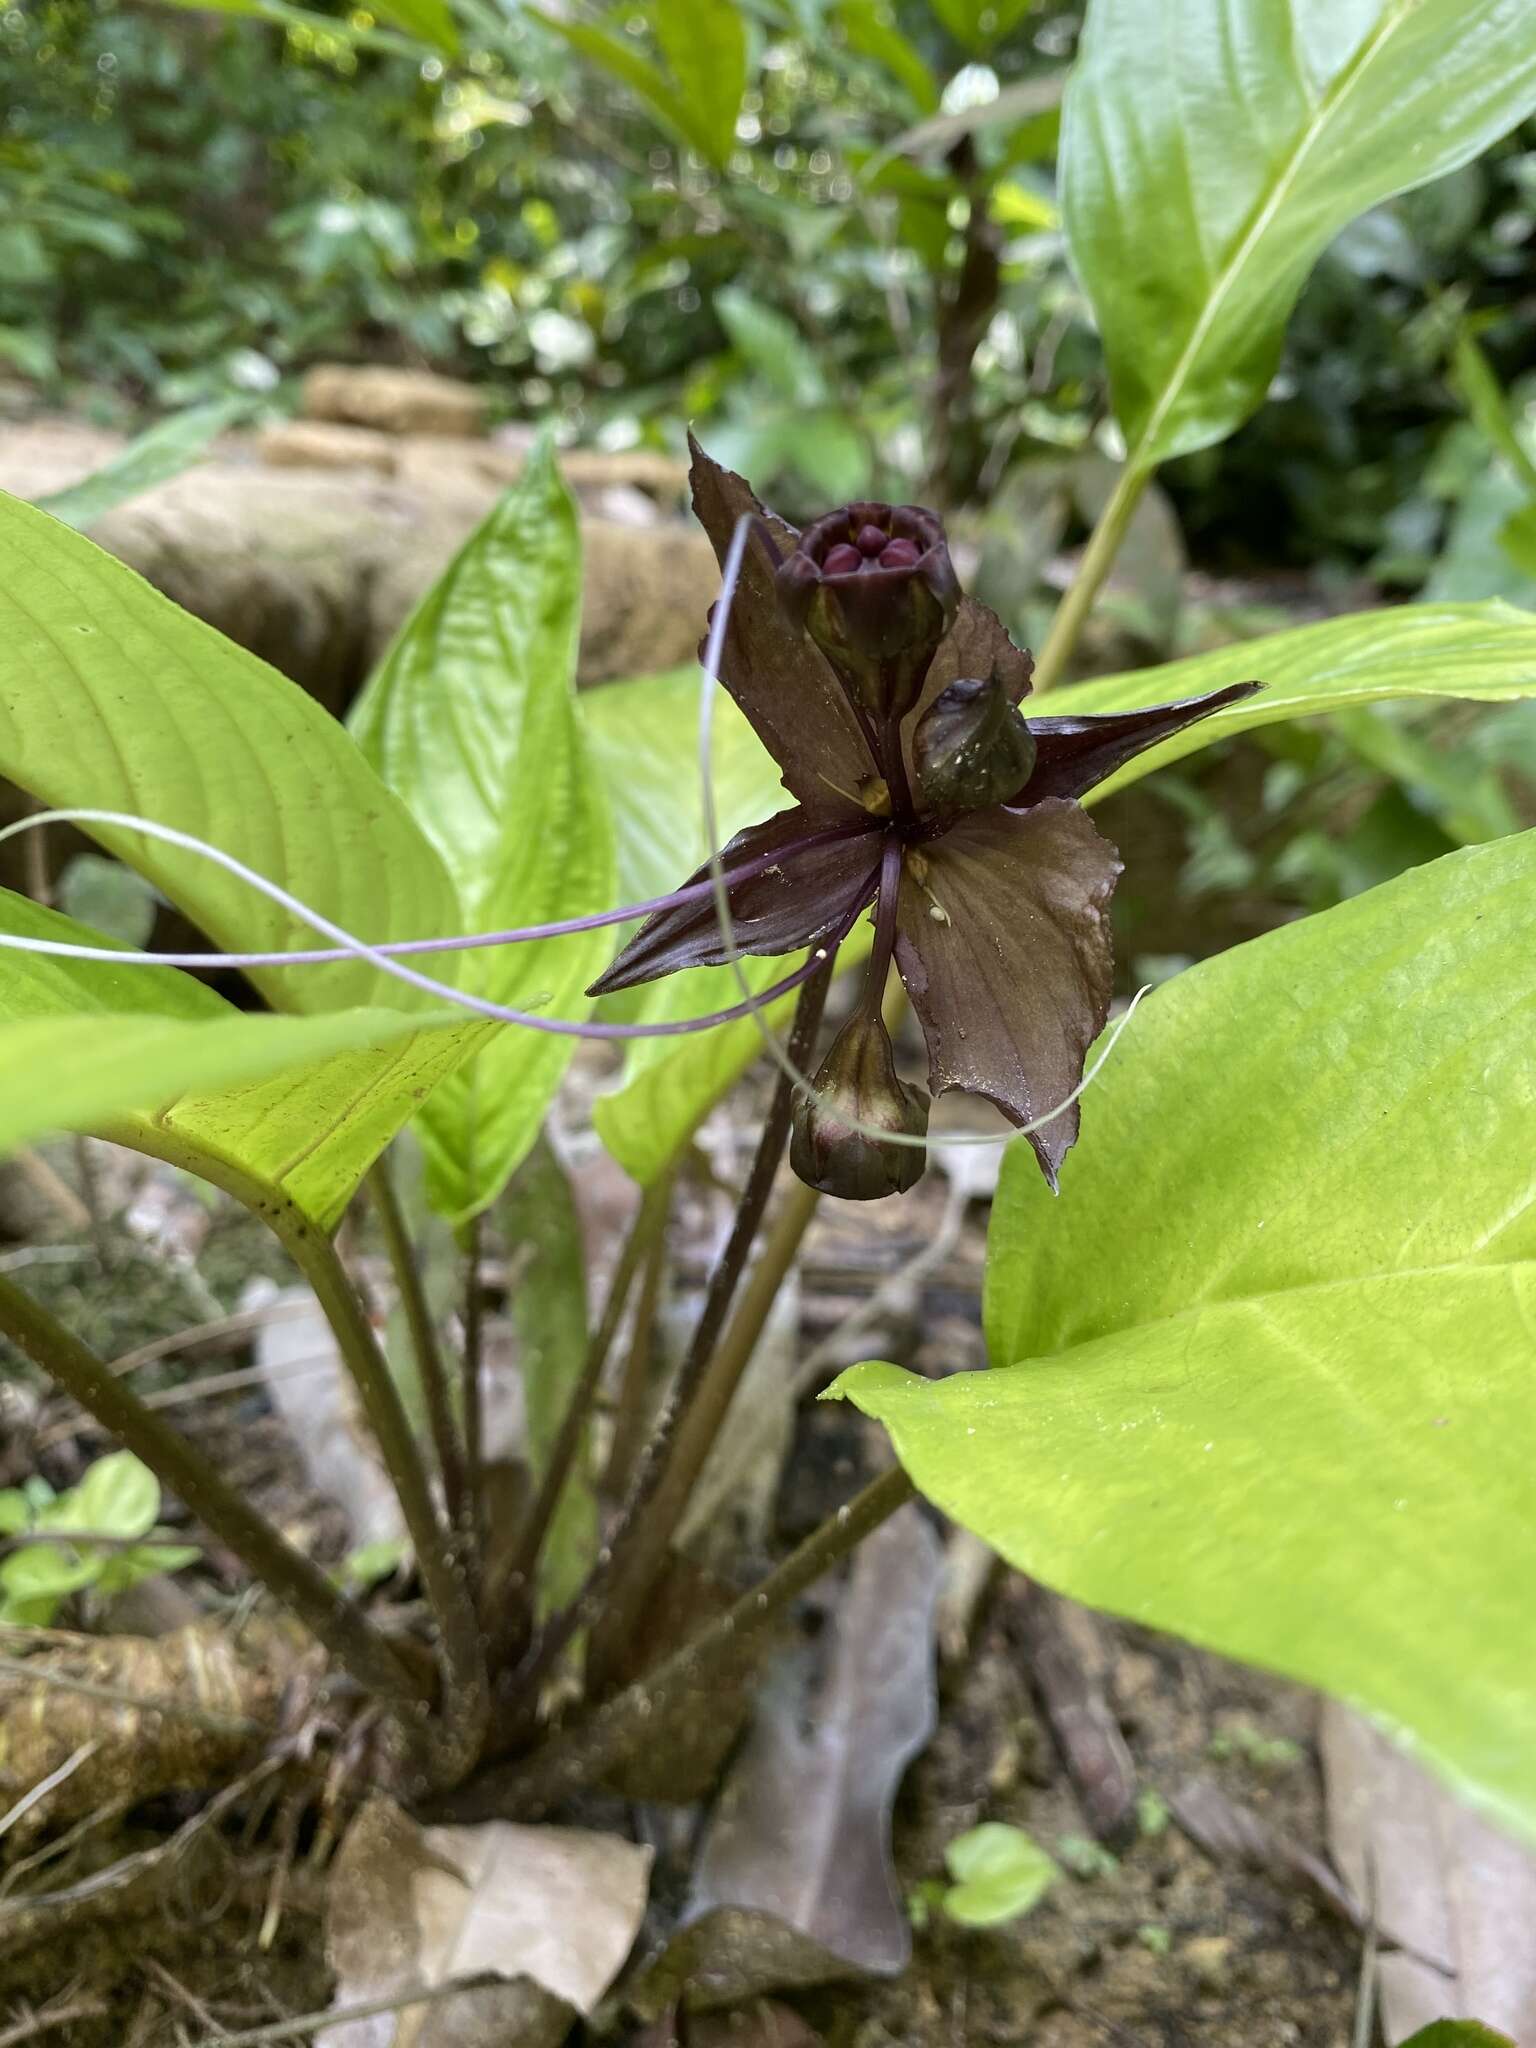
69,1451 -> 159,1539
343,1538 -> 407,1588
0,493 -> 463,1020
0,1004 -> 461,1172
650,0 -> 748,167
94,1541 -> 200,1600
1056,602 -> 1536,803
34,400 -> 250,532
991,179 -> 1059,232
0,492 -> 482,1216
942,1823 -> 1058,1926
1400,2025 -> 1516,2047
0,888 -> 483,1228
0,1542 -> 99,1624
836,827 -> 1536,1841
351,444 -> 613,1223
1063,0 -> 1536,471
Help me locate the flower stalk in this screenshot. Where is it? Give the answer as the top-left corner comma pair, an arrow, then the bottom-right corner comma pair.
280,1210 -> 489,1781
369,1155 -> 466,1538
447,1465 -> 917,1822
1029,460 -> 1152,694
519,953 -> 836,1708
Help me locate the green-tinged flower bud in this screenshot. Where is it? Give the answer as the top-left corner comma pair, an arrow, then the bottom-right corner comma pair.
790,1010 -> 929,1201
776,501 -> 959,723
911,674 -> 1037,816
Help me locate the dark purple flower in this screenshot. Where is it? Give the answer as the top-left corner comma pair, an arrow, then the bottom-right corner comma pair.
589,441 -> 1260,1195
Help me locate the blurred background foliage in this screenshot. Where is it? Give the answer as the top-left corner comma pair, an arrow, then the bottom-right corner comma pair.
4,0 -> 1536,953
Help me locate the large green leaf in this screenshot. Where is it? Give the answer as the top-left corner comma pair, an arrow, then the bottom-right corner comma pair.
351,446 -> 613,1224
0,494 -> 462,1020
1062,0 -> 1536,471
35,400 -> 250,532
1059,601 -> 1536,803
834,829 -> 1536,1839
0,1006 -> 456,1168
0,889 -> 479,1225
581,666 -> 811,1184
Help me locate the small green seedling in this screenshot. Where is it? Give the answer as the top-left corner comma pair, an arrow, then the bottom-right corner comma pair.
0,1451 -> 197,1626
341,1538 -> 408,1589
1207,1724 -> 1304,1772
1136,1789 -> 1171,1838
1055,1832 -> 1120,1881
938,1823 -> 1059,1929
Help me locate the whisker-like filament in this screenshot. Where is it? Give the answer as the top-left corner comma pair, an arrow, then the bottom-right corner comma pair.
0,807 -> 832,1042
0,810 -> 859,973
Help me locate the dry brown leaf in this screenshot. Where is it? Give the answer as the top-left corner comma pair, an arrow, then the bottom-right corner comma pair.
322,1793 -> 651,2047
630,1505 -> 941,2016
1171,1772 -> 1365,1931
1323,1702 -> 1536,2043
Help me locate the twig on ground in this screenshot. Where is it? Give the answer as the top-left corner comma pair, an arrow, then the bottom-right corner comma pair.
142,1957 -> 221,2032
0,1743 -> 100,1844
181,1972 -> 506,2046
0,1996 -> 110,2046
0,1794 -> 134,1899
106,1299 -> 316,1379
1020,1585 -> 1138,1846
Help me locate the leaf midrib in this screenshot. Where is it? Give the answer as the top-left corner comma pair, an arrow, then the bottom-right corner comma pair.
1126,0 -> 1418,473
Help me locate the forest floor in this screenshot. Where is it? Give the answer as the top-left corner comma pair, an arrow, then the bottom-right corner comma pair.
0,1124 -> 1364,2048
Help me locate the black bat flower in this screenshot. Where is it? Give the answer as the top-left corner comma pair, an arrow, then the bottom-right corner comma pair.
589,442 -> 1259,1198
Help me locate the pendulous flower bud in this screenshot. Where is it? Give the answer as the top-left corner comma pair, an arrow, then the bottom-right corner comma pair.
776,502 -> 959,723
911,673 -> 1037,816
790,1010 -> 929,1201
